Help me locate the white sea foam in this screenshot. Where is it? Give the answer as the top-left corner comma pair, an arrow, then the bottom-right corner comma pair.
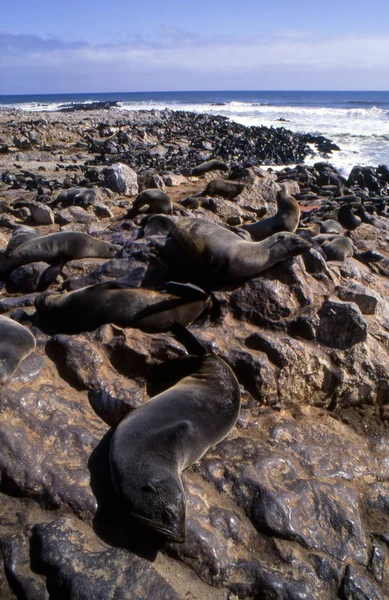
2,98 -> 388,175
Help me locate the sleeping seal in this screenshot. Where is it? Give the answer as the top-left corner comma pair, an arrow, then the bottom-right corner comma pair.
89,326 -> 240,542
203,180 -> 245,200
0,231 -> 119,275
0,315 -> 36,385
191,160 -> 228,176
319,219 -> 344,235
242,190 -> 300,241
165,217 -> 311,283
314,234 -> 354,261
35,280 -> 210,334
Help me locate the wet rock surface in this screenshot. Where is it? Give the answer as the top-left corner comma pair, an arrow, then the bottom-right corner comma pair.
0,107 -> 389,599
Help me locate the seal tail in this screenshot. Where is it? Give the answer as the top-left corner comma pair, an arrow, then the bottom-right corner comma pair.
170,322 -> 209,356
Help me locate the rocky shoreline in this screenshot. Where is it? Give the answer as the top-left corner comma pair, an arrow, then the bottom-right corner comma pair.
1,107 -> 389,599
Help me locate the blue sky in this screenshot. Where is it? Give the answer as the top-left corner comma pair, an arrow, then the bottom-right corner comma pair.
1,0 -> 389,93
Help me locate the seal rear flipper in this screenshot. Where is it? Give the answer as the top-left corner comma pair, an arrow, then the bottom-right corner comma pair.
88,389 -> 133,427
163,282 -> 208,301
170,322 -> 209,356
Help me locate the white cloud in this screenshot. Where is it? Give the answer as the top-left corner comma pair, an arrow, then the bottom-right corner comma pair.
1,31 -> 389,91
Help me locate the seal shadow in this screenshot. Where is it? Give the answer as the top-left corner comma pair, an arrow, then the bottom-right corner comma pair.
87,429 -> 168,562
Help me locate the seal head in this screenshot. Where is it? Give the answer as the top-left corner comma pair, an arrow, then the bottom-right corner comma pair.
117,462 -> 186,542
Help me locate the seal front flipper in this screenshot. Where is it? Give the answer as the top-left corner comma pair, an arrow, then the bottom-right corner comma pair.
163,282 -> 208,301
36,261 -> 65,292
88,389 -> 133,427
170,322 -> 209,356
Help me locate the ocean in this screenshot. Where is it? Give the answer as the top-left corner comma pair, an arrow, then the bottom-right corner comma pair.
1,90 -> 388,175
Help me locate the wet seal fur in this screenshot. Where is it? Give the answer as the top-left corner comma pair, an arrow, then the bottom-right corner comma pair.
89,325 -> 241,542
0,231 -> 119,275
35,279 -> 211,334
242,190 -> 300,241
0,315 -> 36,385
159,217 -> 311,283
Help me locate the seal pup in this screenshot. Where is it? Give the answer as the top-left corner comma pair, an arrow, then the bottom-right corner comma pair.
0,315 -> 36,385
89,325 -> 241,542
203,180 -> 245,200
165,217 -> 311,283
192,160 -> 228,177
35,280 -> 211,334
314,235 -> 354,261
338,204 -> 362,231
0,231 -> 119,275
319,219 -> 344,235
242,190 -> 300,241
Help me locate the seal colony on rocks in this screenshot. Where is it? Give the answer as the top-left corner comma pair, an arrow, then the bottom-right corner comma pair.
90,325 -> 241,543
0,315 -> 36,385
35,280 -> 211,334
1,105 -> 389,598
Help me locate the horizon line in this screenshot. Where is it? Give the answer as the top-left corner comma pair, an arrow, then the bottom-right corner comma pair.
1,89 -> 388,98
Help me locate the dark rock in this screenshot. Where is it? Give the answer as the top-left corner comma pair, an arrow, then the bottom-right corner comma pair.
8,262 -> 50,293
317,299 -> 368,349
32,517 -> 180,599
337,284 -> 379,315
341,564 -> 384,600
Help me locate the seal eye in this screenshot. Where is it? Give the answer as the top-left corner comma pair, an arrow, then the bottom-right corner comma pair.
141,484 -> 158,493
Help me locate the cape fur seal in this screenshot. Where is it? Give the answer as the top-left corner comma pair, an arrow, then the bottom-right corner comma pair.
314,234 -> 354,261
338,203 -> 363,230
242,190 -> 300,241
89,325 -> 241,542
203,179 -> 245,200
5,226 -> 41,255
0,315 -> 36,385
35,280 -> 211,334
163,217 -> 311,283
191,160 -> 228,176
319,219 -> 344,235
128,189 -> 172,217
53,187 -> 96,208
0,231 -> 119,275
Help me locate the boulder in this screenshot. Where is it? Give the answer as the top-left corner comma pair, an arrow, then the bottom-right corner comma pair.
103,163 -> 138,196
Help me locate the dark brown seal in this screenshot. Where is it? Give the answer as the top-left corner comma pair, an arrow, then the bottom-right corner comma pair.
90,326 -> 241,542
0,231 -> 119,275
166,217 -> 311,283
35,280 -> 211,334
242,190 -> 300,241
204,179 -> 245,200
